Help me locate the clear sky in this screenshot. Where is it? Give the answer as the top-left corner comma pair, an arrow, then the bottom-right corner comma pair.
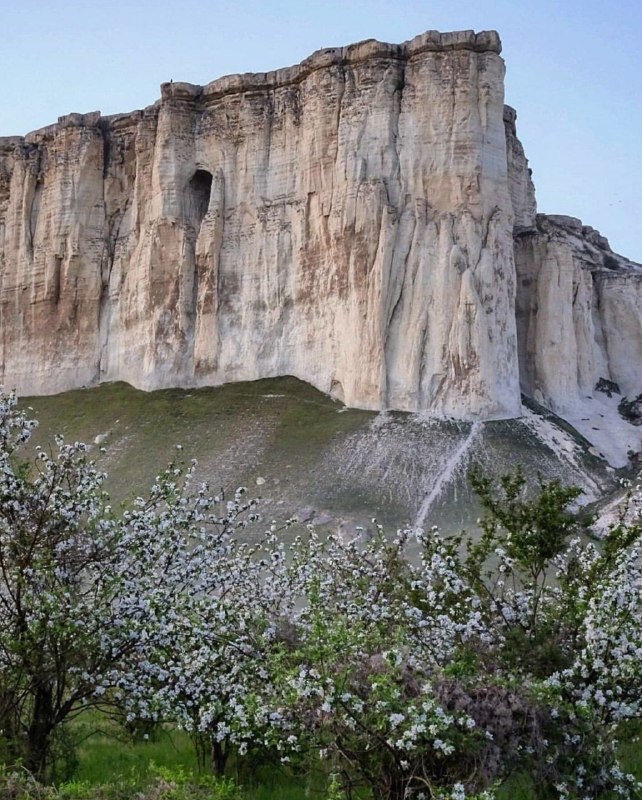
2,0 -> 641,260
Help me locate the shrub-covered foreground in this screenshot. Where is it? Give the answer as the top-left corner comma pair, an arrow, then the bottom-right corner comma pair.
0,391 -> 641,799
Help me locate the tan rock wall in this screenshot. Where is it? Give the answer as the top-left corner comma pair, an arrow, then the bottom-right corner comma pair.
0,30 -> 522,418
514,215 -> 642,413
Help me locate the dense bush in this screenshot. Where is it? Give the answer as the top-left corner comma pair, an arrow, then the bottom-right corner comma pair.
110,470 -> 642,798
214,471 -> 642,800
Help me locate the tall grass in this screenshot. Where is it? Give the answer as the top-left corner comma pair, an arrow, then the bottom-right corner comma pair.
4,712 -> 641,798
71,717 -> 197,788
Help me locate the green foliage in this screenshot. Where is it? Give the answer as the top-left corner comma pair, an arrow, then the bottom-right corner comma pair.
468,465 -> 583,576
0,766 -> 242,799
326,773 -> 346,800
462,467 -> 586,677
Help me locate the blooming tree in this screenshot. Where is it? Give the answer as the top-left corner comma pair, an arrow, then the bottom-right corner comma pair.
218,474 -> 642,800
0,391 -> 256,779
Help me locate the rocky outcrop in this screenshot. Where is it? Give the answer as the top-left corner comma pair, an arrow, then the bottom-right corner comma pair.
514,214 -> 642,414
503,105 -> 536,233
0,28 -> 640,432
513,213 -> 642,466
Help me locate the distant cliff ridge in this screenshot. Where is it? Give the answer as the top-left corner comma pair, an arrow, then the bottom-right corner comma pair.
0,29 -> 640,427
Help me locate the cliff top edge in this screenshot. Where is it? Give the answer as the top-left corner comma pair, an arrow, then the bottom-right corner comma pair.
163,29 -> 501,103
0,29 -> 500,145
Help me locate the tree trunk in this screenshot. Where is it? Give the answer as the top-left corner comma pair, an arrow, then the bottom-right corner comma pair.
371,772 -> 407,800
25,683 -> 54,780
0,690 -> 21,763
211,739 -> 228,777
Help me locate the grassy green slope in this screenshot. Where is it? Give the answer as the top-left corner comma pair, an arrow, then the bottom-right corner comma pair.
23,377 -> 615,534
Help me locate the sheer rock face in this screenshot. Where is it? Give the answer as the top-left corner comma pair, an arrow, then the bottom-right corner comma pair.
503,105 -> 536,232
515,215 -> 642,414
0,30 -> 521,418
0,29 -> 640,426
504,105 -> 642,419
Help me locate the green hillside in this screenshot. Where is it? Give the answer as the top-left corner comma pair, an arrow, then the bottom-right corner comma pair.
23,377 -> 616,535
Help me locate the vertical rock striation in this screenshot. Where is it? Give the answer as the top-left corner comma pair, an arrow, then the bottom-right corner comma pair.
0,30 -> 521,417
514,215 -> 642,414
0,28 -> 640,429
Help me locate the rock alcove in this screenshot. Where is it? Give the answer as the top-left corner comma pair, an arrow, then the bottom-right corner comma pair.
187,169 -> 213,228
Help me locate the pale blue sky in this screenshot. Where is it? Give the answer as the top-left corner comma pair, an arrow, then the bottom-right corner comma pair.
2,0 -> 640,260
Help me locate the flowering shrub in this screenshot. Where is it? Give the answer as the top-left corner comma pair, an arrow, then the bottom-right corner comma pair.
0,391 -> 257,779
220,472 -> 642,799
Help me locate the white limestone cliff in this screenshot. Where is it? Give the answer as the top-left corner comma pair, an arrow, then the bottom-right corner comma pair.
515,215 -> 642,411
514,214 -> 642,465
0,28 -> 640,446
0,30 -> 521,418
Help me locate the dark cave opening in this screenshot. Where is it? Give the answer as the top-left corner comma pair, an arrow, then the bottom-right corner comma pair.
188,169 -> 213,227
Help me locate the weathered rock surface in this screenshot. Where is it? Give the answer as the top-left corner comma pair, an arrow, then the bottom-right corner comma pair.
0,28 -> 640,437
515,214 -> 642,413
514,214 -> 642,466
0,30 -> 520,418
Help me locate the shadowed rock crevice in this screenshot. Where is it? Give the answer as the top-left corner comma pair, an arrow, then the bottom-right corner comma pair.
28,179 -> 43,252
188,169 -> 213,229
